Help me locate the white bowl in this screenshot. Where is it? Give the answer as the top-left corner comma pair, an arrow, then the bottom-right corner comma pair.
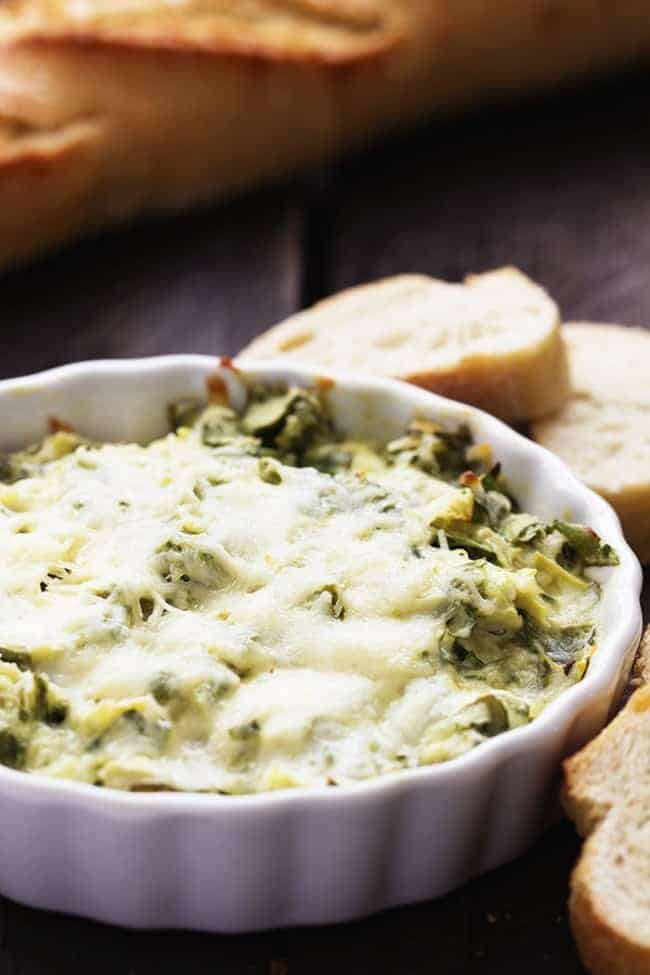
0,356 -> 642,932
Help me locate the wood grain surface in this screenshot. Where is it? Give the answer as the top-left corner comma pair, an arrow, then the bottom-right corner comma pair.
1,67 -> 649,975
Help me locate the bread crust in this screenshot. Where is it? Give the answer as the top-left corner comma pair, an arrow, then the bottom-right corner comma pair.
4,1 -> 650,267
240,267 -> 569,422
570,831 -> 650,975
532,323 -> 650,564
0,31 -> 392,268
564,628 -> 650,975
404,325 -> 568,423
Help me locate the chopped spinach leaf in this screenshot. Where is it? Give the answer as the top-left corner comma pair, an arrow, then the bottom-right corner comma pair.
553,521 -> 619,567
0,728 -> 25,769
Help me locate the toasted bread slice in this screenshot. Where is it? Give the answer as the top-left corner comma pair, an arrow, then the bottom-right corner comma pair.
532,323 -> 650,564
564,627 -> 650,975
240,267 -> 568,422
4,3 -> 650,267
0,0 -> 402,268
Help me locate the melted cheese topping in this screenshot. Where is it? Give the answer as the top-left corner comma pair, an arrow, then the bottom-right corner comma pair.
0,392 -> 609,793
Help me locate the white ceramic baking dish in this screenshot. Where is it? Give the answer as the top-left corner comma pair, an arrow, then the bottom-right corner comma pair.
0,356 -> 642,932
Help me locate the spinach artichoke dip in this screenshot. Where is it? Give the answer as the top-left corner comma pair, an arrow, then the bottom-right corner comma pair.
0,384 -> 618,793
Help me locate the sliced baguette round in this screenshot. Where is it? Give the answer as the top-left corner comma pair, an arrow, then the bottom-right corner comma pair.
532,323 -> 650,564
564,628 -> 650,975
240,267 -> 569,423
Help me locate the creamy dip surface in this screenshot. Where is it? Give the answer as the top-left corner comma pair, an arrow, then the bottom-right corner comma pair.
0,384 -> 617,793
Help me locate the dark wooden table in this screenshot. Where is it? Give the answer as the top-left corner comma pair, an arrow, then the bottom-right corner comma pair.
2,69 -> 650,974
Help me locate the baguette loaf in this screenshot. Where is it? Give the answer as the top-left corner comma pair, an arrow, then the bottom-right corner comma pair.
564,627 -> 650,975
4,1 -> 650,268
532,323 -> 650,564
240,267 -> 569,422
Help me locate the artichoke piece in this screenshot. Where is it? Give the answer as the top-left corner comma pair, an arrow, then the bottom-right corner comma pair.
439,636 -> 482,671
444,528 -> 495,561
458,469 -> 512,528
241,389 -> 298,437
258,457 -> 283,485
150,672 -> 234,714
150,671 -> 181,706
31,674 -> 68,726
386,420 -> 472,480
242,387 -> 328,456
553,521 -> 619,567
0,455 -> 26,484
0,431 -> 81,482
458,694 -> 511,737
0,647 -> 32,671
167,398 -> 203,431
524,617 -> 595,674
312,584 -> 346,620
228,719 -> 262,764
437,603 -> 478,665
433,524 -> 503,564
445,603 -> 476,640
501,513 -> 545,545
446,694 -> 529,741
200,405 -> 241,447
157,539 -> 235,591
122,709 -> 146,734
420,693 -> 529,765
228,719 -> 261,742
301,444 -> 353,475
0,728 -> 26,769
437,426 -> 474,478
